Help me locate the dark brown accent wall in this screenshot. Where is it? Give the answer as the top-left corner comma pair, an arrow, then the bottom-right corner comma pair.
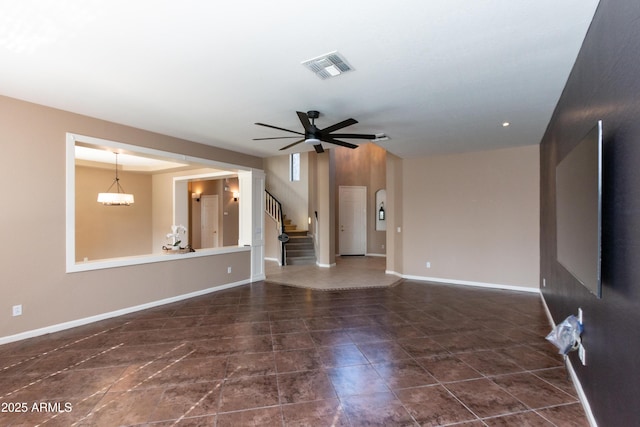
334,143 -> 387,255
540,1 -> 640,425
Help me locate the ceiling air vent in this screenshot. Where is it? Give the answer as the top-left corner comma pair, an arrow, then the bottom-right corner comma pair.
302,51 -> 353,80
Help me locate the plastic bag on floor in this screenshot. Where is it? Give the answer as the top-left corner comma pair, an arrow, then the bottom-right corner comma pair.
546,315 -> 583,355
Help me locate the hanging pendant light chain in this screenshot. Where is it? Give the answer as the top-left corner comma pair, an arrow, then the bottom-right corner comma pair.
108,152 -> 127,194
116,153 -> 126,194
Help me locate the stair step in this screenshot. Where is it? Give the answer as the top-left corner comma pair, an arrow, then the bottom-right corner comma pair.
287,241 -> 313,248
287,245 -> 314,252
287,239 -> 313,247
286,230 -> 309,237
286,249 -> 315,257
284,231 -> 315,265
288,235 -> 312,241
286,256 -> 316,266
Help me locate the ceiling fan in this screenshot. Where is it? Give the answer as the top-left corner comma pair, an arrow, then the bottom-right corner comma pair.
253,110 -> 376,153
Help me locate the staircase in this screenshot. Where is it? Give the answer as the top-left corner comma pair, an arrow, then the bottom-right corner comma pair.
283,217 -> 316,266
265,190 -> 316,266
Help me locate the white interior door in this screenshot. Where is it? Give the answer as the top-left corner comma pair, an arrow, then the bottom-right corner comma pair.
201,195 -> 219,248
339,186 -> 367,255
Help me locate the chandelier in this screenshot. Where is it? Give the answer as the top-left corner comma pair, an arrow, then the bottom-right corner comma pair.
97,152 -> 135,206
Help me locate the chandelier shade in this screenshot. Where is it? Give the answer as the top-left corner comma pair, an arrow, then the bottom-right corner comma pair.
97,192 -> 135,206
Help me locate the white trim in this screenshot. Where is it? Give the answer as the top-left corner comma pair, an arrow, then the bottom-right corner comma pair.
316,262 -> 337,268
540,292 -> 556,326
69,246 -> 250,273
540,295 -> 598,427
399,274 -> 540,294
69,133 -> 247,172
251,273 -> 266,282
364,253 -> 386,258
0,279 -> 251,346
66,133 -> 76,272
564,357 -> 598,427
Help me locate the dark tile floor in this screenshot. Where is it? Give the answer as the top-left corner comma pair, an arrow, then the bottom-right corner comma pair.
0,280 -> 588,426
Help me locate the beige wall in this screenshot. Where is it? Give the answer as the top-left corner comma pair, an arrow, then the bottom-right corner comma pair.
400,145 -> 540,289
265,144 -> 388,260
221,177 -> 240,247
334,143 -> 387,255
0,90 -> 541,341
385,152 -> 404,274
264,153 -> 309,231
264,212 -> 281,262
76,166 -> 152,260
308,151 -> 319,253
0,95 -> 260,341
188,178 -> 239,248
263,153 -> 311,264
151,167 -> 224,253
316,152 -> 336,266
190,180 -> 221,248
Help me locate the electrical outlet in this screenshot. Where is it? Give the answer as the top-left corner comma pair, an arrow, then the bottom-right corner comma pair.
227,266 -> 232,274
12,305 -> 22,316
543,278 -> 546,287
578,342 -> 587,366
426,261 -> 431,268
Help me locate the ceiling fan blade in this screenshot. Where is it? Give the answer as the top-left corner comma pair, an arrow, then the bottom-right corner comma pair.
252,136 -> 301,140
329,133 -> 376,140
296,111 -> 312,131
279,139 -> 305,150
321,118 -> 358,134
314,144 -> 325,153
255,122 -> 304,135
322,137 -> 358,149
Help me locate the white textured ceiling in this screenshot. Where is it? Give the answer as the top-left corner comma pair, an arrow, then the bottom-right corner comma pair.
0,0 -> 599,159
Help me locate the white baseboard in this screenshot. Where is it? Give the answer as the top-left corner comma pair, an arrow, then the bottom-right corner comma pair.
400,274 -> 540,294
316,262 -> 336,268
0,279 -> 250,346
540,294 -> 598,427
564,356 -> 598,427
365,253 -> 387,258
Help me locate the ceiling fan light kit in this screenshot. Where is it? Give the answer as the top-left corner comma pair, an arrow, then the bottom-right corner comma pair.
254,110 -> 376,153
372,133 -> 389,142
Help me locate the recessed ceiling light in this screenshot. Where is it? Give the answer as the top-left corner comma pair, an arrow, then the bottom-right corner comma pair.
502,122 -> 510,127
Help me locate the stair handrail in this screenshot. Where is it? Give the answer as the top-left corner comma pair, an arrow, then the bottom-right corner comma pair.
265,190 -> 286,265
